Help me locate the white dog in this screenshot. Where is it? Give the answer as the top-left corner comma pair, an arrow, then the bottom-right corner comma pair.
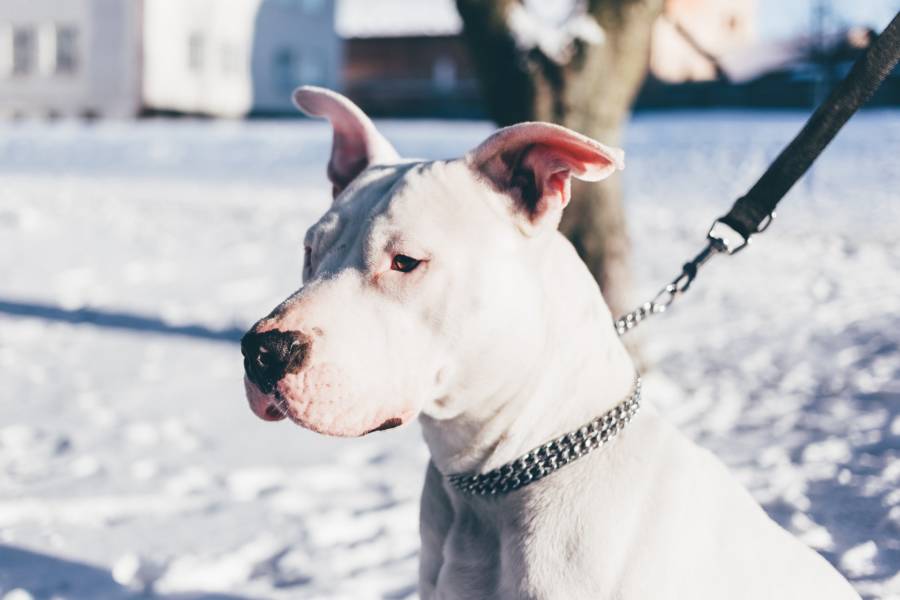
241,86 -> 860,599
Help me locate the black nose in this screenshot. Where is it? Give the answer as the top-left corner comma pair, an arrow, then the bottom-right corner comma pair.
241,329 -> 309,393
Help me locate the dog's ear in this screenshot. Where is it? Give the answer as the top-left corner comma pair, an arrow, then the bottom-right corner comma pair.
466,122 -> 624,233
293,86 -> 400,198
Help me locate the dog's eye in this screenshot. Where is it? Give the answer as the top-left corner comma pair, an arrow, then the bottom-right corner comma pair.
391,254 -> 421,273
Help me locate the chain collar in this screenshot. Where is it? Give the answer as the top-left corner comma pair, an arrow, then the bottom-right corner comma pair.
447,374 -> 642,497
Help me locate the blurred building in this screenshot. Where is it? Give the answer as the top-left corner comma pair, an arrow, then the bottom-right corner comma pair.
144,0 -> 340,117
650,0 -> 758,83
2,0 -> 892,119
0,0 -> 340,119
0,0 -> 143,119
336,0 -> 764,116
337,0 -> 478,117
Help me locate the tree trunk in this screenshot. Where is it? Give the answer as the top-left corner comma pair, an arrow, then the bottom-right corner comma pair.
456,0 -> 663,320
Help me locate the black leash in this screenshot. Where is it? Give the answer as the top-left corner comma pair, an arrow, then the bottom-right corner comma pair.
616,11 -> 900,336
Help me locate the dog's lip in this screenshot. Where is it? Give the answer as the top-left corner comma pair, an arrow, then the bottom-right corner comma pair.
366,417 -> 404,434
265,404 -> 284,420
248,376 -> 413,436
245,377 -> 287,422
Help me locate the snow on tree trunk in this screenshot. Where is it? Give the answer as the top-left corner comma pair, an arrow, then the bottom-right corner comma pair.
456,0 -> 664,323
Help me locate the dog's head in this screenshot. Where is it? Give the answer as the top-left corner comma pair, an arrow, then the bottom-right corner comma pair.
242,87 -> 623,437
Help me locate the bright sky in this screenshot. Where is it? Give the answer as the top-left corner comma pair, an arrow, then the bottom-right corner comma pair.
758,0 -> 898,39
339,0 -> 897,41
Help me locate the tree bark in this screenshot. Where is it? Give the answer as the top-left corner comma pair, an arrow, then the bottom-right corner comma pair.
456,0 -> 663,320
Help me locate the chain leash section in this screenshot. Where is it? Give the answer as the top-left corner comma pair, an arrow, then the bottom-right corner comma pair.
614,213 -> 774,336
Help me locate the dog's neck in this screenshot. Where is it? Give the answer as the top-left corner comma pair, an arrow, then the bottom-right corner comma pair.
420,233 -> 636,477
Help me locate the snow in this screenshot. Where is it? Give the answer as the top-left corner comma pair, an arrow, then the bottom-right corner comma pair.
339,0 -> 607,64
336,0 -> 462,38
0,110 -> 899,598
506,0 -> 605,65
843,541 -> 881,578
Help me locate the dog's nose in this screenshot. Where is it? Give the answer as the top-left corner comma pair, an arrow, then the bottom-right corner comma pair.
241,329 -> 309,393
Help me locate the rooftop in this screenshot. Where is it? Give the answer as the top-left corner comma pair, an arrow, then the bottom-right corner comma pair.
336,0 -> 462,38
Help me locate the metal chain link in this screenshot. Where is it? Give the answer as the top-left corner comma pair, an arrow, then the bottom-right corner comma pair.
614,275 -> 689,336
448,375 -> 641,497
614,213 -> 774,336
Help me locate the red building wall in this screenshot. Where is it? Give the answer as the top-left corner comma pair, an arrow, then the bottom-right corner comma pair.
343,35 -> 480,117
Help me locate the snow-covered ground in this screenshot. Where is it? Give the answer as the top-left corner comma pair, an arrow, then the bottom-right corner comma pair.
0,110 -> 898,599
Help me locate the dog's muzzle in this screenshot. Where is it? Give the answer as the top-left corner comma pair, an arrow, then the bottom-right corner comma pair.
241,329 -> 309,393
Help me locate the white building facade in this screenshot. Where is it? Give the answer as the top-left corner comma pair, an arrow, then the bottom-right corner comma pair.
0,0 -> 339,119
143,0 -> 340,117
0,0 -> 142,118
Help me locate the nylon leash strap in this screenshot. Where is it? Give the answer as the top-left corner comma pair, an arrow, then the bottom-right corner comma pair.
615,11 -> 900,336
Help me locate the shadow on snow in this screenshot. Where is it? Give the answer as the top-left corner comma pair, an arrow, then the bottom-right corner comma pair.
0,298 -> 243,344
0,544 -> 254,599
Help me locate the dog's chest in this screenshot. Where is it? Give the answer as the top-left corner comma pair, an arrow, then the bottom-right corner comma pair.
433,485 -> 611,599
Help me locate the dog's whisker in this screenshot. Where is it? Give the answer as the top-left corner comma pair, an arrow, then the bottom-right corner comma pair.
272,391 -> 290,419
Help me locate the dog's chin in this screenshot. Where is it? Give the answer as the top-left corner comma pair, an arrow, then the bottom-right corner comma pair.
288,401 -> 415,437
245,373 -> 417,436
289,413 -> 412,437
270,380 -> 417,437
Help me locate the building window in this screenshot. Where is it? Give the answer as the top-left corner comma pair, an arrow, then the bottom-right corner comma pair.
188,32 -> 205,72
274,46 -> 329,91
273,47 -> 296,92
300,51 -> 325,86
56,26 -> 78,74
12,26 -> 35,76
727,15 -> 740,32
433,56 -> 457,91
33,24 -> 78,76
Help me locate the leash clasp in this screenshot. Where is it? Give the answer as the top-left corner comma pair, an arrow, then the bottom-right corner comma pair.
706,212 -> 776,256
614,211 -> 775,336
668,210 -> 777,297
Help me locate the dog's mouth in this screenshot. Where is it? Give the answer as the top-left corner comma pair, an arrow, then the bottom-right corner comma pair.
244,377 -> 288,422
266,392 -> 290,420
244,376 -> 412,436
366,417 -> 404,434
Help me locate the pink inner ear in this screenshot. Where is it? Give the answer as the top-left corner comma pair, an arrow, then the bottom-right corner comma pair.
520,146 -> 575,216
518,139 -> 614,219
293,86 -> 399,198
547,171 -> 570,206
326,132 -> 369,191
467,122 -> 624,226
